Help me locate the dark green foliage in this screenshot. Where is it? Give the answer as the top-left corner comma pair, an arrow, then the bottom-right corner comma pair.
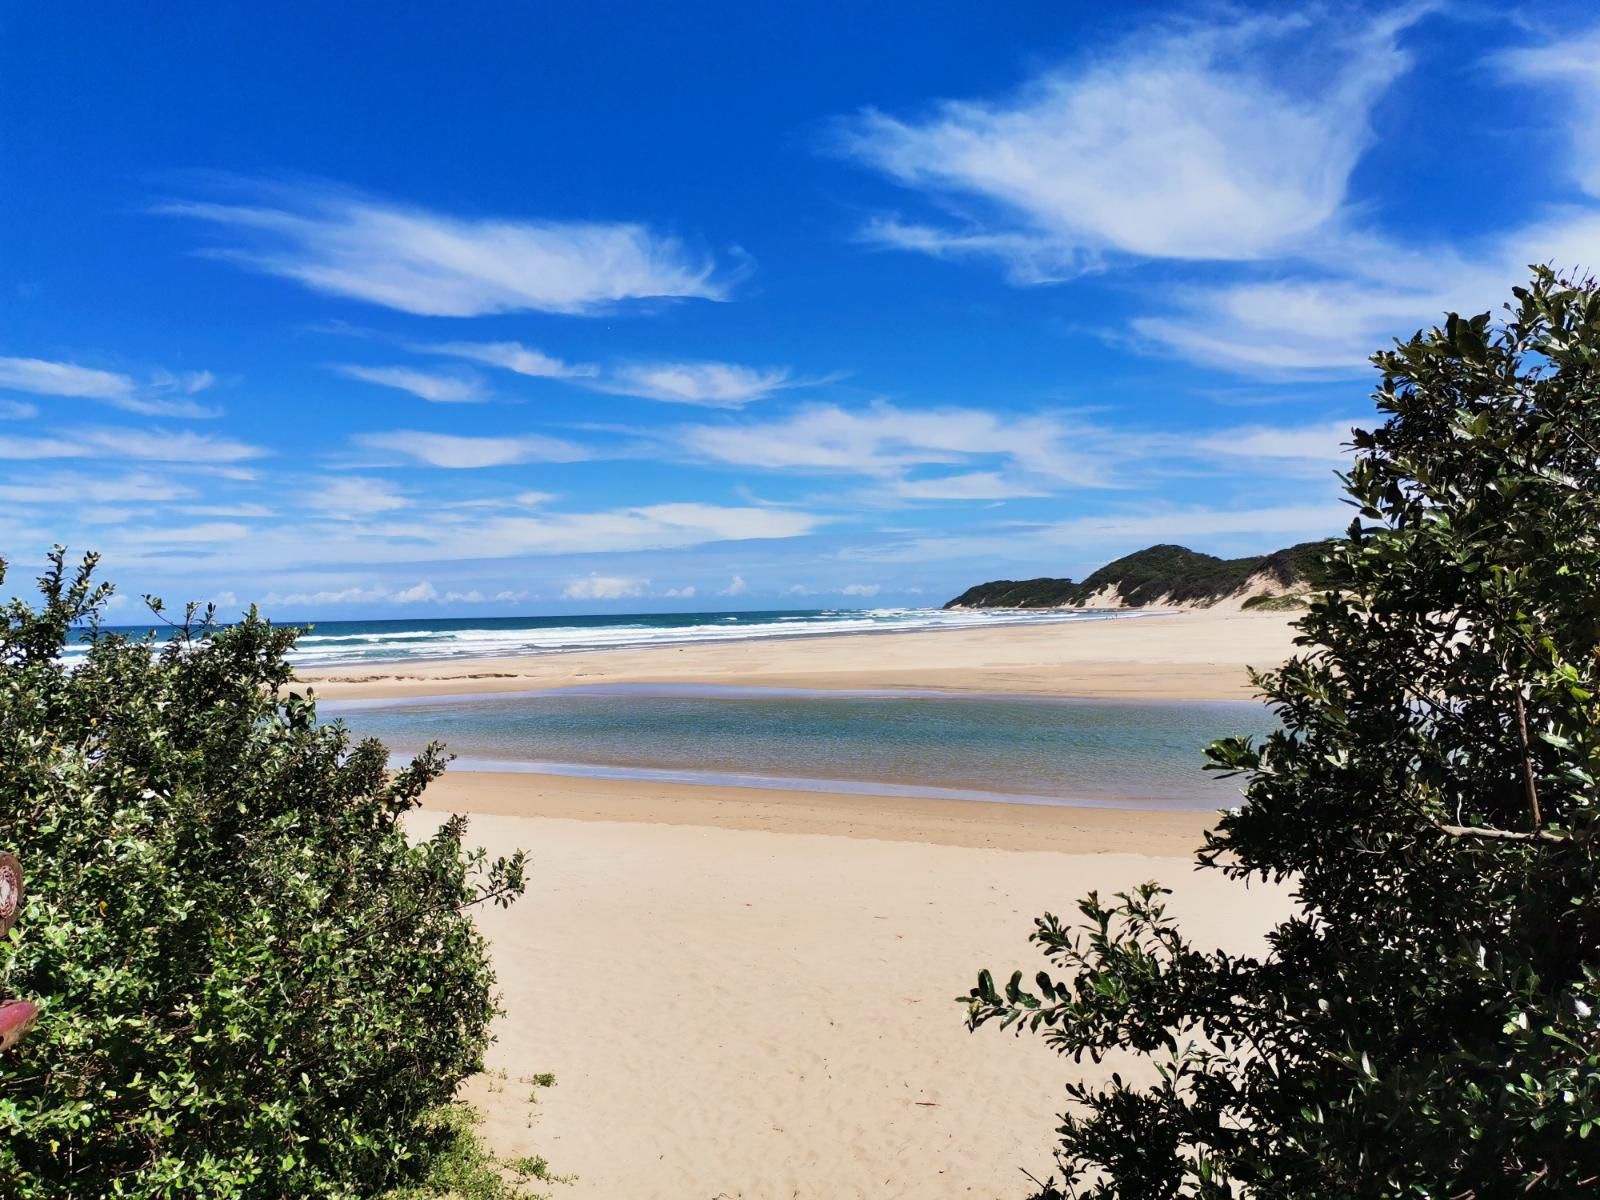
964,269 -> 1600,1196
378,1105 -> 563,1200
945,577 -> 1079,609
1238,593 -> 1306,613
943,541 -> 1332,610
0,552 -> 527,1199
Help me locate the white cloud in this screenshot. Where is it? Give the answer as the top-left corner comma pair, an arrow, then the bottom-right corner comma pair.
563,574 -> 647,600
0,357 -> 136,401
0,356 -> 218,418
122,522 -> 250,545
593,361 -> 799,408
829,7 -> 1567,377
0,399 -> 38,419
334,364 -> 487,403
663,585 -> 697,599
677,401 -> 1120,488
261,584 -> 390,608
868,501 -> 1347,565
835,10 -> 1421,276
419,340 -> 597,379
160,183 -> 730,316
392,580 -> 438,603
718,574 -> 747,596
0,470 -> 195,504
92,502 -> 823,577
354,429 -> 588,468
1038,503 -> 1346,544
318,476 -> 410,516
890,471 -> 1053,500
1132,209 -> 1600,374
841,583 -> 880,597
1196,419 -> 1356,465
178,502 -> 276,517
0,427 -> 266,463
1496,26 -> 1600,197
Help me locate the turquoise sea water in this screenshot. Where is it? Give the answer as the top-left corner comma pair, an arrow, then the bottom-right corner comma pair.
324,685 -> 1269,811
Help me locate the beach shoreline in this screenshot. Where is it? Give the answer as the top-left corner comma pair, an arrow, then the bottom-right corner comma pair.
396,608 -> 1287,1196
299,605 -> 1298,703
420,770 -> 1219,856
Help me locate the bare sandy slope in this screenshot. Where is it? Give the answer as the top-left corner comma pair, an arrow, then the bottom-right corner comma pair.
441,809 -> 1290,1200
301,607 -> 1298,703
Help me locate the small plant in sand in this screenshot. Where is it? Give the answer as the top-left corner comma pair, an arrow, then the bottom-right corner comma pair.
966,268 -> 1600,1196
0,552 -> 527,1198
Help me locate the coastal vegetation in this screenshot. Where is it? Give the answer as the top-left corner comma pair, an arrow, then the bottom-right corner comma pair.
966,269 -> 1600,1196
0,553 -> 529,1199
943,540 -> 1331,610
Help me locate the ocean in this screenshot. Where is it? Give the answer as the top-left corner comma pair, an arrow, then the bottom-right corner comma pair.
75,605 -> 1150,669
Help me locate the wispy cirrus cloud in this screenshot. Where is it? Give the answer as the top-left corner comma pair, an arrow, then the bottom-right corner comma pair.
590,360 -> 801,408
832,7 -> 1600,377
676,401 -> 1124,488
833,9 -> 1424,279
353,429 -> 589,468
158,181 -> 733,317
333,364 -> 488,403
1495,25 -> 1600,197
827,6 -> 1581,378
1197,418 -> 1356,467
315,476 -> 411,516
863,500 -> 1347,567
0,470 -> 197,505
1128,36 -> 1600,378
0,427 -> 266,463
0,356 -> 219,417
418,342 -> 810,409
418,340 -> 597,380
87,501 -> 823,576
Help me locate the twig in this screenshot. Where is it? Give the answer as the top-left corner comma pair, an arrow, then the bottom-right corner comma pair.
1437,824 -> 1568,844
1513,689 -> 1543,829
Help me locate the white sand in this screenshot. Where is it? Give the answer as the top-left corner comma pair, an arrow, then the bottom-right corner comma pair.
367,610 -> 1300,1195
441,811 -> 1291,1200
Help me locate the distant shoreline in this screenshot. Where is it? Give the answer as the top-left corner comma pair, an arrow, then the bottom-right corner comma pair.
299,604 -> 1299,704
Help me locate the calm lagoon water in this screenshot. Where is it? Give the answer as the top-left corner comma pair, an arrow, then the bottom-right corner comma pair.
323,684 -> 1269,811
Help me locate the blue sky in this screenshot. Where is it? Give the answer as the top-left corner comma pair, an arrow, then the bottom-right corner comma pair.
2,2 -> 1598,619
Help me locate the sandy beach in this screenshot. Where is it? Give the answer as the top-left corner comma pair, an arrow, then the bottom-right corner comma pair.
370,611 -> 1299,1197
432,806 -> 1287,1200
300,607 -> 1299,703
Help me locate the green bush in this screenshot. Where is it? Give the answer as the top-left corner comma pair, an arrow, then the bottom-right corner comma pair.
0,552 -> 526,1199
965,269 -> 1600,1196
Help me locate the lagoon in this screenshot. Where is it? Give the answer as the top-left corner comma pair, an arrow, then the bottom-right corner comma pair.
324,684 -> 1268,811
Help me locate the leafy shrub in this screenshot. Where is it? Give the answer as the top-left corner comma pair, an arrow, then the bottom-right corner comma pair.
0,552 -> 526,1199
965,269 -> 1600,1196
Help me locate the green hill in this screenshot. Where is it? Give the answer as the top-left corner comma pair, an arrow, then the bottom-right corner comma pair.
943,540 -> 1334,610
